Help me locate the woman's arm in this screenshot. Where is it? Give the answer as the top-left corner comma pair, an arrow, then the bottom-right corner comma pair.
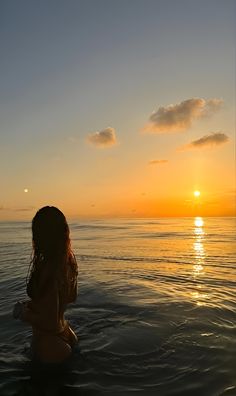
21,281 -> 60,332
20,302 -> 43,327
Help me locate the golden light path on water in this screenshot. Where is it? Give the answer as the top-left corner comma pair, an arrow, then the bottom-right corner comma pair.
191,217 -> 209,306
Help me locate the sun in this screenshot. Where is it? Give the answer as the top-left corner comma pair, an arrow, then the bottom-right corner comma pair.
194,190 -> 201,197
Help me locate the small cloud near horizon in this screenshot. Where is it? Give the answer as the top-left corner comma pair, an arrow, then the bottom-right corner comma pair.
178,132 -> 229,151
0,206 -> 35,212
14,206 -> 35,212
87,127 -> 117,148
149,159 -> 168,165
143,98 -> 223,133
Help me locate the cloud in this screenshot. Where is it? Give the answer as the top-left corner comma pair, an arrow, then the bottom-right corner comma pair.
201,99 -> 223,117
149,159 -> 168,165
0,206 -> 35,212
179,132 -> 229,151
14,206 -> 35,212
144,98 -> 223,133
87,127 -> 117,148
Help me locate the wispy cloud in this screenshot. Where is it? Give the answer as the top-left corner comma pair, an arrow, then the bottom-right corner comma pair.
149,159 -> 168,165
0,206 -> 35,212
87,127 -> 117,148
13,206 -> 35,212
178,132 -> 229,151
144,98 -> 223,133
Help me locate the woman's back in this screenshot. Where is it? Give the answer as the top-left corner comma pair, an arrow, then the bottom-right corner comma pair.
14,206 -> 78,363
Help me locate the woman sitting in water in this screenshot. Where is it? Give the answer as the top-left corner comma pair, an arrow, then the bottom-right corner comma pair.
13,206 -> 78,363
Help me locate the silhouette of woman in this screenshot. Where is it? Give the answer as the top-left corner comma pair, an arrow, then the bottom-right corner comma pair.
13,206 -> 78,363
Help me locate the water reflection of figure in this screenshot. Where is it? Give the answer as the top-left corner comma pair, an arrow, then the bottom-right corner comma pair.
13,206 -> 78,363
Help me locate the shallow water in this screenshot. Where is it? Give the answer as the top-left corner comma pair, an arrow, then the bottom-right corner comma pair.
0,217 -> 235,396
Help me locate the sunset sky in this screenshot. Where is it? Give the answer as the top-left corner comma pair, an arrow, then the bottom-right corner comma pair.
0,0 -> 235,220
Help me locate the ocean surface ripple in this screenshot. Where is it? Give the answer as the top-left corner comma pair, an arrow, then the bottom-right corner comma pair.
0,217 -> 235,396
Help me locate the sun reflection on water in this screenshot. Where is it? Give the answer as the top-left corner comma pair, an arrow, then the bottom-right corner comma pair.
193,217 -> 205,276
195,217 -> 204,227
191,217 -> 209,306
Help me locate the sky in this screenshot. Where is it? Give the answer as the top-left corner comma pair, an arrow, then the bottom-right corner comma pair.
0,0 -> 235,220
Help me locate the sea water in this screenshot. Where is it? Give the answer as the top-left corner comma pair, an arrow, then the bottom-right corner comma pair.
0,217 -> 235,396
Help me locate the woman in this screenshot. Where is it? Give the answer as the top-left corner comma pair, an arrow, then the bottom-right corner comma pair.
14,206 -> 78,363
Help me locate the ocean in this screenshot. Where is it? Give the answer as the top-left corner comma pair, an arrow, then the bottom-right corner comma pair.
0,217 -> 235,396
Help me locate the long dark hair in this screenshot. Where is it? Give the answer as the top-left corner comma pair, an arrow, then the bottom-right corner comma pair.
26,206 -> 77,300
